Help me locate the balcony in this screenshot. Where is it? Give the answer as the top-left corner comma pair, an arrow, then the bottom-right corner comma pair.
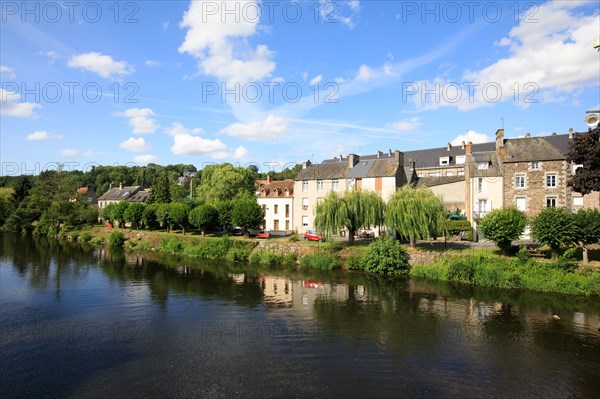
473,211 -> 489,220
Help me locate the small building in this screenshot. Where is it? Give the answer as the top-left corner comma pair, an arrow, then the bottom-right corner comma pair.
256,176 -> 294,233
70,185 -> 97,205
97,183 -> 150,210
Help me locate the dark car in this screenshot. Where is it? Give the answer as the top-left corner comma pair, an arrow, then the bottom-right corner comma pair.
257,230 -> 271,239
304,230 -> 325,242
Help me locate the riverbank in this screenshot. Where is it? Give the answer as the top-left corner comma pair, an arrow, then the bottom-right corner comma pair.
51,225 -> 600,296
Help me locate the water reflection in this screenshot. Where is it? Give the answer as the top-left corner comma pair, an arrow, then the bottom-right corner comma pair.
1,232 -> 599,398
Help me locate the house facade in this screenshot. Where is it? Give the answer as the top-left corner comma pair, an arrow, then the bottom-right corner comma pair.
256,177 -> 294,232
97,184 -> 150,210
293,150 -> 406,234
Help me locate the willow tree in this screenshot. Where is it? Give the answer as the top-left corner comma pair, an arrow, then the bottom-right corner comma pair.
386,184 -> 445,247
315,190 -> 385,245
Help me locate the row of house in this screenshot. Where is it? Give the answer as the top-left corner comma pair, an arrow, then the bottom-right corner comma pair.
258,128 -> 598,236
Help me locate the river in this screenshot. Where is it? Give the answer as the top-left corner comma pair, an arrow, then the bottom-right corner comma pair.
1,233 -> 599,398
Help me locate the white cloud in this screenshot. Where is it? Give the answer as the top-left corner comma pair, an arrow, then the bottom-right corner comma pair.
178,0 -> 275,84
222,115 -> 288,140
61,148 -> 79,158
0,65 -> 16,78
450,130 -> 493,145
67,52 -> 134,79
212,145 -> 248,160
170,133 -> 227,155
119,137 -> 150,152
83,150 -> 102,157
26,131 -> 63,141
145,60 -> 165,67
36,51 -> 59,64
386,117 -> 422,133
162,21 -> 170,30
349,0 -> 360,11
134,154 -> 159,164
310,74 -> 323,86
117,108 -> 158,134
164,122 -> 202,136
355,65 -> 373,81
0,89 -> 41,118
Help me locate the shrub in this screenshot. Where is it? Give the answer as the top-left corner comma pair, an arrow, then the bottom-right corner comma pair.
288,235 -> 299,242
445,219 -> 472,233
530,207 -> 576,257
69,231 -> 80,241
299,253 -> 340,270
517,245 -> 529,264
80,232 -> 93,243
225,246 -> 251,262
249,249 -> 290,266
362,236 -> 410,274
159,237 -> 184,254
109,231 -> 126,247
346,255 -> 365,270
446,258 -> 476,282
478,207 -> 527,254
47,228 -> 58,238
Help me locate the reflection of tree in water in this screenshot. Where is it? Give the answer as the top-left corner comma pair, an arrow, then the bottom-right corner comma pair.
480,303 -> 526,340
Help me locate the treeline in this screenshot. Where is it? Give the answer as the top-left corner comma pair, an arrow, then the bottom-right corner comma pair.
0,162 -> 301,235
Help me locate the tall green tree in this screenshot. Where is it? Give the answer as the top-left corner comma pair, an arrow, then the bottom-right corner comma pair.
530,207 -> 576,257
195,164 -> 255,204
168,203 -> 189,234
142,204 -> 160,230
156,203 -> 171,232
189,204 -> 218,235
215,200 -> 234,232
573,208 -> 600,265
567,125 -> 600,195
478,207 -> 527,254
124,202 -> 145,229
148,171 -> 171,204
315,190 -> 385,245
112,201 -> 130,228
385,185 -> 445,247
231,193 -> 264,235
101,204 -> 116,227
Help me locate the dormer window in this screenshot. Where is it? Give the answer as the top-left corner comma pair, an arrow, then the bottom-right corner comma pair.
477,162 -> 489,170
439,156 -> 450,166
531,161 -> 539,170
456,155 -> 465,165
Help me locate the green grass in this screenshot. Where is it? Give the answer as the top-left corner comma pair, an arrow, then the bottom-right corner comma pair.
299,253 -> 341,270
410,255 -> 600,296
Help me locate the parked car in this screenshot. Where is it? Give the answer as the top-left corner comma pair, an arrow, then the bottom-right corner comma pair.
257,230 -> 271,239
304,230 -> 325,242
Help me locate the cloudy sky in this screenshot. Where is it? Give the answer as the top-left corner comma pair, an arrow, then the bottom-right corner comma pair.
1,0 -> 599,174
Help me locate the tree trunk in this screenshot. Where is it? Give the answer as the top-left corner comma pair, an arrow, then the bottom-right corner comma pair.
348,229 -> 355,245
583,244 -> 589,265
409,239 -> 416,248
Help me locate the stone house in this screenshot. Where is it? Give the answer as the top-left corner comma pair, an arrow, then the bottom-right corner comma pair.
97,183 -> 150,210
256,176 -> 294,232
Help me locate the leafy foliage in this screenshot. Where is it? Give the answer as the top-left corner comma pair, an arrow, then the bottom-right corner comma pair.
385,185 -> 445,246
362,236 -> 410,274
148,171 -> 172,204
142,204 -> 160,230
168,202 -> 189,233
299,253 -> 340,270
573,208 -> 600,264
231,193 -> 264,233
189,204 -> 218,235
109,231 -> 126,247
195,164 -> 256,204
478,207 -> 527,253
530,207 -> 576,256
155,203 -> 171,231
566,125 -> 600,195
124,202 -> 145,229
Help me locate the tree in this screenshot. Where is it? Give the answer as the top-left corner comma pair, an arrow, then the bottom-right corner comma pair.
156,203 -> 171,232
573,209 -> 600,265
112,201 -> 130,228
315,190 -> 385,245
124,202 -> 145,229
101,203 -> 116,227
148,171 -> 171,204
195,164 -> 256,204
143,204 -> 160,230
215,200 -> 233,232
189,204 -> 218,235
362,236 -> 411,274
168,202 -> 189,234
10,176 -> 33,205
231,193 -> 264,235
566,124 -> 600,195
530,207 -> 576,257
385,185 -> 445,247
478,207 -> 527,254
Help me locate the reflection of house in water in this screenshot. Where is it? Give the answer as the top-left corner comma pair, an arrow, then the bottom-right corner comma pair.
260,275 -> 294,308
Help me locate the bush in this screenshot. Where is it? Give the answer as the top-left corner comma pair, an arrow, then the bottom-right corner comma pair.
80,232 -> 93,243
530,207 -> 576,256
346,255 -> 365,270
109,231 -> 126,247
478,207 -> 527,254
362,236 -> 410,274
225,246 -> 251,262
517,245 -> 530,263
299,253 -> 340,270
249,249 -> 292,266
446,258 -> 476,282
445,219 -> 472,234
159,237 -> 184,254
69,231 -> 80,241
288,235 -> 299,242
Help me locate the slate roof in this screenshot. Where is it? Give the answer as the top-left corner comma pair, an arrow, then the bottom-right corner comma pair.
259,180 -> 294,197
295,162 -> 349,180
404,142 -> 495,169
539,133 -> 571,156
471,152 -> 502,177
128,190 -> 150,203
98,186 -> 142,201
416,175 -> 465,188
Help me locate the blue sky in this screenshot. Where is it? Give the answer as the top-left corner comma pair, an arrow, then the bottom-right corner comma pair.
1,0 -> 599,175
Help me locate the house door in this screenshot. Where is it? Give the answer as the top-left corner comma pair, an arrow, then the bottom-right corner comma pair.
274,220 -> 279,230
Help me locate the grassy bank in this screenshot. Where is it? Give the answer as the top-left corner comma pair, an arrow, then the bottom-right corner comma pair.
410,255 -> 600,297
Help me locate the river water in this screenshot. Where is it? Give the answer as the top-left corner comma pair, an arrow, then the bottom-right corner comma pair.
1,233 -> 599,398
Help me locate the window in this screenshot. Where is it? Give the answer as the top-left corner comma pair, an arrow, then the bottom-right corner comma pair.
477,178 -> 484,193
375,177 -> 382,191
332,179 -> 339,190
302,181 -> 308,192
429,172 -> 440,177
531,161 -> 539,170
302,216 -> 308,227
573,197 -> 584,206
456,155 -> 465,165
447,172 -> 454,176
477,162 -> 489,170
516,197 -> 526,212
478,199 -> 488,212
515,174 -> 526,188
458,170 -> 465,176
546,173 -> 557,188
274,204 -> 278,214
302,198 -> 309,210
285,204 -> 290,217
317,180 -> 324,191
439,156 -> 450,166
546,197 -> 557,207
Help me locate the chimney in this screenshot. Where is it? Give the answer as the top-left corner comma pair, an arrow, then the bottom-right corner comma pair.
377,150 -> 383,158
461,141 -> 465,150
119,182 -> 123,190
339,154 -> 343,161
302,160 -> 312,169
525,133 -> 531,138
466,141 -> 472,155
552,132 -> 557,136
109,183 -> 113,190
447,142 -> 452,151
388,149 -> 392,157
495,128 -> 504,149
349,154 -> 359,168
569,128 -> 573,139
267,175 -> 272,183
394,149 -> 402,161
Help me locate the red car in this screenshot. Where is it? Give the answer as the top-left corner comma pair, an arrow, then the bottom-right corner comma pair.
257,230 -> 271,239
304,230 -> 325,242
